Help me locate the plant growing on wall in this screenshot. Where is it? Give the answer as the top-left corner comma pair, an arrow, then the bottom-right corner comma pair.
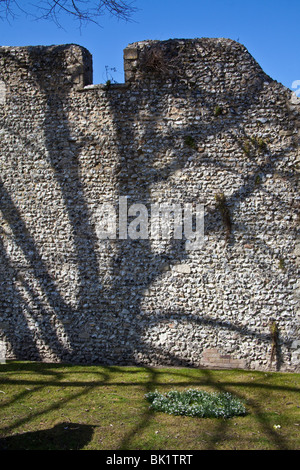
254,174 -> 262,186
215,193 -> 232,243
139,46 -> 170,77
269,321 -> 279,366
242,139 -> 252,157
214,105 -> 223,117
242,136 -> 268,157
256,137 -> 267,152
184,135 -> 196,149
138,41 -> 190,81
278,258 -> 286,270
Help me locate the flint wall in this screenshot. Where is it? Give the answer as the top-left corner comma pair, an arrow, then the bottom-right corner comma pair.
0,38 -> 299,370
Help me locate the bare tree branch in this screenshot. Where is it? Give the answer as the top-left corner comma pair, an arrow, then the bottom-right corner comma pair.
0,0 -> 137,26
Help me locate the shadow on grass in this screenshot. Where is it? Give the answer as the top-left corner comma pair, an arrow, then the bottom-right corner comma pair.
0,361 -> 299,450
0,422 -> 97,450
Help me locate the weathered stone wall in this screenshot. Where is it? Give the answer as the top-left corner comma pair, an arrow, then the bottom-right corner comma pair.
0,38 -> 299,371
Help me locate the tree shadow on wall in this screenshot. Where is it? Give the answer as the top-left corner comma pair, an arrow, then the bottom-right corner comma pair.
0,422 -> 96,450
102,42 -> 299,365
0,42 -> 298,366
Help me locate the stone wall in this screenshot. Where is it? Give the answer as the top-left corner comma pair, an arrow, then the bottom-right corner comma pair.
0,38 -> 299,371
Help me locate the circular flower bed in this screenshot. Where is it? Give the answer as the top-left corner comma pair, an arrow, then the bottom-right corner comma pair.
145,389 -> 246,419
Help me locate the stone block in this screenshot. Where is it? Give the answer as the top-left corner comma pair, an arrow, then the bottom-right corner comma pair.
124,48 -> 138,60
0,81 -> 6,105
294,243 -> 300,257
173,264 -> 191,274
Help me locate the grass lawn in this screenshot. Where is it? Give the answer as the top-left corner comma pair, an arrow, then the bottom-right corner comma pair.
0,361 -> 299,450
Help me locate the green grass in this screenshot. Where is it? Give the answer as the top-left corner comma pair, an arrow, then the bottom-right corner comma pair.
0,361 -> 299,450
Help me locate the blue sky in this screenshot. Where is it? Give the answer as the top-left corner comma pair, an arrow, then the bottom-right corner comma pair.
1,0 -> 299,90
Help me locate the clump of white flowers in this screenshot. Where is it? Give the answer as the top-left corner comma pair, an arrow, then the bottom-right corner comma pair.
145,389 -> 246,419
